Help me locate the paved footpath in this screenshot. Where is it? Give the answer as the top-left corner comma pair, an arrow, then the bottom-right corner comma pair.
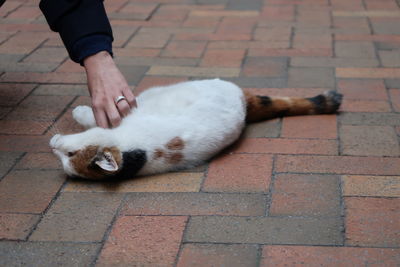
0,0 -> 400,266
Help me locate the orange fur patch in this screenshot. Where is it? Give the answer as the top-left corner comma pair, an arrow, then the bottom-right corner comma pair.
153,148 -> 164,159
165,152 -> 183,164
166,137 -> 185,150
70,146 -> 122,179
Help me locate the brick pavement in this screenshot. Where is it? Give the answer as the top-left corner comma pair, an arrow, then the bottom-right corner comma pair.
0,0 -> 400,266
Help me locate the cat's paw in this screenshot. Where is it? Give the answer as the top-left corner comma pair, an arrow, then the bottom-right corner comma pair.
323,90 -> 343,113
72,106 -> 96,128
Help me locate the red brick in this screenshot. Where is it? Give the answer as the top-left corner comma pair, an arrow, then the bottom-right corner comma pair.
122,193 -> 266,216
335,34 -> 400,43
162,40 -> 207,58
203,153 -> 272,192
174,32 -> 251,41
254,26 -> 292,42
135,76 -> 187,95
336,68 -> 400,78
151,5 -> 188,22
341,99 -> 391,112
0,1 -> 22,17
15,152 -> 59,170
297,7 -> 331,27
282,115 -> 337,139
389,89 -> 400,112
182,16 -> 220,28
231,138 -> 338,155
208,40 -> 289,49
0,84 -> 36,106
114,3 -> 158,20
0,32 -> 49,54
0,170 -> 65,213
217,17 -> 256,35
0,120 -> 51,135
345,197 -> 400,247
45,108 -> 85,136
275,155 -> 400,175
0,135 -> 50,152
338,79 -> 388,100
270,174 -> 340,216
365,0 -> 399,10
126,31 -> 171,48
293,33 -> 332,49
201,49 -> 245,68
111,26 -> 138,47
23,47 -> 68,64
6,6 -> 42,19
55,59 -> 83,73
0,213 -> 40,240
333,17 -> 370,34
0,72 -> 86,84
260,6 -> 295,21
248,48 -> 332,57
331,0 -> 364,10
97,216 -> 187,266
6,95 -> 74,122
178,244 -> 258,267
261,245 -> 400,266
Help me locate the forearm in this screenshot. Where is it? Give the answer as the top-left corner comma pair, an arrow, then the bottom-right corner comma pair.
39,0 -> 113,63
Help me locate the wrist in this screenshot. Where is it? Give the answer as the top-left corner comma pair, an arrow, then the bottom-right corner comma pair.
83,51 -> 114,70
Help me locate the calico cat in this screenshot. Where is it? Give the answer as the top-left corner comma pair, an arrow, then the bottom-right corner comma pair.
50,79 -> 342,180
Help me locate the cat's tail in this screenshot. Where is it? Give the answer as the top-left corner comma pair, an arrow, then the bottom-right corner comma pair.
244,90 -> 343,123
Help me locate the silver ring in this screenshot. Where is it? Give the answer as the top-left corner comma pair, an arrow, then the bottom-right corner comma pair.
115,95 -> 126,105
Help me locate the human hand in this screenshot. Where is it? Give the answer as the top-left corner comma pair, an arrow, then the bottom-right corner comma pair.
83,51 -> 136,128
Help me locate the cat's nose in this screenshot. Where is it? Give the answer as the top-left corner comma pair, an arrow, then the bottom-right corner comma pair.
50,134 -> 61,148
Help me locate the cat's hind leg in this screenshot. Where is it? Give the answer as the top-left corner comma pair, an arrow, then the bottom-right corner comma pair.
72,105 -> 97,129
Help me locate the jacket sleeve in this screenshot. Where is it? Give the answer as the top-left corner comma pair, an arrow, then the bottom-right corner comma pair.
39,0 -> 114,63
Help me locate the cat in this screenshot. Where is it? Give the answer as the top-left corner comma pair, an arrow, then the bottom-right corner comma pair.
50,79 -> 342,180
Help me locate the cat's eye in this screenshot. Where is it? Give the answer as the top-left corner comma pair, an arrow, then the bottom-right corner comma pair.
67,151 -> 76,157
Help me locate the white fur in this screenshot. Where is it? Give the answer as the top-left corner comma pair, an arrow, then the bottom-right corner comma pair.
50,79 -> 246,176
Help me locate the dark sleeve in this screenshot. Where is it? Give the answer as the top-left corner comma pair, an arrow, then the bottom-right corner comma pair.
39,0 -> 114,63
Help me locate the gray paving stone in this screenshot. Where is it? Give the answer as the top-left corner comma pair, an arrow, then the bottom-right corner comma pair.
122,192 -> 267,216
0,151 -> 22,179
243,119 -> 281,138
0,241 -> 99,267
340,112 -> 400,126
33,84 -> 89,96
340,125 -> 399,156
385,79 -> 400,88
288,67 -> 335,88
185,216 -> 343,245
30,192 -> 123,242
118,65 -> 149,85
227,0 -> 262,10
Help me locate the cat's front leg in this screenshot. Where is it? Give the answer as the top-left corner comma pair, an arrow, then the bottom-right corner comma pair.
72,105 -> 97,129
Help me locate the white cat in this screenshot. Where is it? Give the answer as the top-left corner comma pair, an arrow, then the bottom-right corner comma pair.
50,79 -> 342,180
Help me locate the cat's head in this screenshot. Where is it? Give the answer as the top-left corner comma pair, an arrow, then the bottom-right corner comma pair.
50,134 -> 122,179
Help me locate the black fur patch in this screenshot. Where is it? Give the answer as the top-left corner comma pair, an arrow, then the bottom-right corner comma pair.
111,149 -> 147,180
258,96 -> 272,106
307,94 -> 326,113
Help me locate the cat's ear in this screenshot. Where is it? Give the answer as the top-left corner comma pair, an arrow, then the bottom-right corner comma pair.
94,151 -> 119,172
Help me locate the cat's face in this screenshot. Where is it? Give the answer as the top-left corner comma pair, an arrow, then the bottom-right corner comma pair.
50,134 -> 122,179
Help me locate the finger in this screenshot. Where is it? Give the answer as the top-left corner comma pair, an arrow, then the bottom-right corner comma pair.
123,88 -> 137,108
116,100 -> 130,117
93,108 -> 109,128
106,102 -> 122,128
